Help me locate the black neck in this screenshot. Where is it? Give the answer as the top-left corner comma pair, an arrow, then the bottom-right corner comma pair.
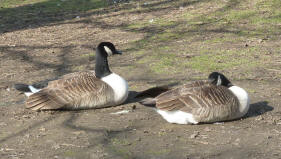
95,48 -> 111,78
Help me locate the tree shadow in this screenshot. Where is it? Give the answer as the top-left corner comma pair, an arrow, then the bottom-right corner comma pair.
0,0 -> 110,34
0,0 -> 195,34
0,115 -> 59,144
62,112 -> 141,158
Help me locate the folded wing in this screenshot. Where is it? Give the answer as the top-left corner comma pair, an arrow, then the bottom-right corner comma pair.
26,71 -> 114,110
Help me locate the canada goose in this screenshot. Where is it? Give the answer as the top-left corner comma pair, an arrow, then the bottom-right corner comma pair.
14,42 -> 128,111
137,72 -> 250,124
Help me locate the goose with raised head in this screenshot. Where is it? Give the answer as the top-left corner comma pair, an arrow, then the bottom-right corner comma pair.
15,42 -> 128,111
137,72 -> 250,124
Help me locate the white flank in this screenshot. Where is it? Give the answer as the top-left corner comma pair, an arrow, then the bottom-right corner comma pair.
156,109 -> 198,124
24,85 -> 41,97
229,86 -> 250,117
24,92 -> 34,97
101,73 -> 128,105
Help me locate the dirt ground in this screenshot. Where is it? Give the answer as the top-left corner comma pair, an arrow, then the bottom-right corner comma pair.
1,0 -> 281,159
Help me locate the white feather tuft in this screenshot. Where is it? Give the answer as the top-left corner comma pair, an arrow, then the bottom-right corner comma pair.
156,109 -> 198,124
24,85 -> 41,97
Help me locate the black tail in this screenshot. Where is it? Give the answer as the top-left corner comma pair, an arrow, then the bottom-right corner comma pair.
135,86 -> 170,99
14,84 -> 31,92
135,85 -> 171,108
138,98 -> 157,107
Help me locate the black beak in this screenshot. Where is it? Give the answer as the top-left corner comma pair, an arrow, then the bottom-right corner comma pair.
116,50 -> 122,55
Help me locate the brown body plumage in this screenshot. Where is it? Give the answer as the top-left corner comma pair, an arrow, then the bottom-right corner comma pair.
26,71 -> 115,110
15,42 -> 129,111
154,80 -> 241,123
138,75 -> 249,124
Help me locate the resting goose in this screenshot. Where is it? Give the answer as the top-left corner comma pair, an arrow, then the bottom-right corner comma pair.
138,72 -> 250,124
15,42 -> 128,111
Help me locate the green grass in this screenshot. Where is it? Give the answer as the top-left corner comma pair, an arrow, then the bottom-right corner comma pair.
186,49 -> 258,72
108,138 -> 135,159
124,0 -> 280,77
0,0 -> 109,32
0,0 -> 108,11
1,0 -> 280,78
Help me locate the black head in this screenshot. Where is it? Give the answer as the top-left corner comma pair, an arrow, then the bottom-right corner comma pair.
208,72 -> 233,88
96,42 -> 122,57
95,42 -> 122,78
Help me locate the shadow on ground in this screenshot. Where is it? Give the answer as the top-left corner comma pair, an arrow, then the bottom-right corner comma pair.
246,101 -> 274,118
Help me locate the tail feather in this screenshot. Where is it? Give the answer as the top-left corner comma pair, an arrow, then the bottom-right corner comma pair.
14,84 -> 31,92
139,98 -> 157,107
26,91 -> 64,111
135,86 -> 170,99
26,92 -> 50,110
14,83 -> 41,97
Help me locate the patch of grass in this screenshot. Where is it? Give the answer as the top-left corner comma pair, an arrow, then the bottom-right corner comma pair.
108,138 -> 134,159
0,0 -> 109,32
185,49 -> 259,73
150,55 -> 176,74
81,52 -> 95,58
204,36 -> 242,44
127,18 -> 176,31
136,45 -> 186,74
0,0 -> 108,11
111,138 -> 132,146
226,10 -> 257,22
63,150 -> 77,157
151,31 -> 182,42
0,0 -> 46,8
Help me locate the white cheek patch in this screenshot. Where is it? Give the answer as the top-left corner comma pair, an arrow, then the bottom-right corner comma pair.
104,46 -> 113,56
217,75 -> 222,86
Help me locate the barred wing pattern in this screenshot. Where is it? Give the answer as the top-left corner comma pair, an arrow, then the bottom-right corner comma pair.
155,81 -> 240,123
26,71 -> 115,110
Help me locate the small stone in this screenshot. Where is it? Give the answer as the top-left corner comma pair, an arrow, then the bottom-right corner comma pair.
190,131 -> 199,139
39,127 -> 46,131
233,138 -> 240,146
204,127 -> 211,132
131,105 -> 136,110
22,115 -> 30,119
0,122 -> 7,126
267,136 -> 272,139
258,39 -> 263,43
52,144 -> 60,150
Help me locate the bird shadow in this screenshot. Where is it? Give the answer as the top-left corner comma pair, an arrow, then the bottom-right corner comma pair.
244,101 -> 274,118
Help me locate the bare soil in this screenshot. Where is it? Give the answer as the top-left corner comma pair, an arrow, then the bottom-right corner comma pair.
1,1 -> 281,159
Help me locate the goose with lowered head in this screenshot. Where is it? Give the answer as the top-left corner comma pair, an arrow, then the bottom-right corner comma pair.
138,72 -> 250,124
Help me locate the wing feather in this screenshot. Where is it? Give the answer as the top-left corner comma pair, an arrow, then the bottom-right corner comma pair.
26,71 -> 114,110
155,81 -> 240,122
